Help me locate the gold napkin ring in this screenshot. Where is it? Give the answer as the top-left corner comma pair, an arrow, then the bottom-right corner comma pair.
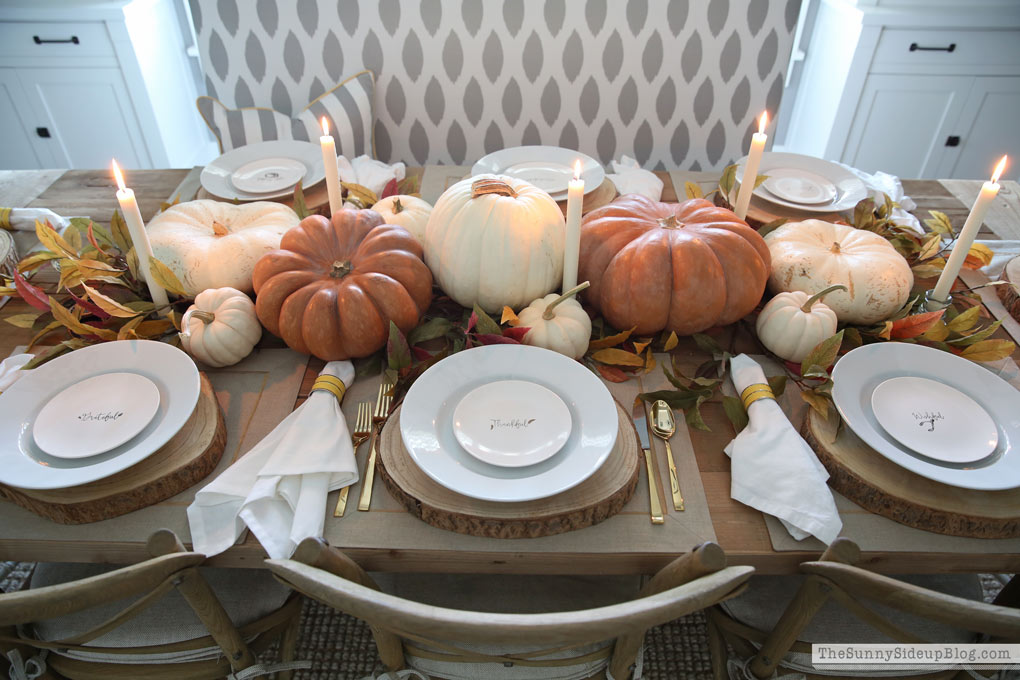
0,208 -> 12,231
740,383 -> 775,410
311,375 -> 347,403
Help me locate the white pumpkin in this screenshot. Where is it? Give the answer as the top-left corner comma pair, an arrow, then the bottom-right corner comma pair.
423,174 -> 565,312
517,283 -> 592,359
756,285 -> 844,362
372,195 -> 432,243
764,219 -> 913,325
180,287 -> 262,367
148,200 -> 300,295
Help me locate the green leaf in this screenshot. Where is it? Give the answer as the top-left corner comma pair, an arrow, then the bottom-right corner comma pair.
948,319 -> 1002,346
767,374 -> 787,397
961,339 -> 1015,363
722,395 -> 748,433
148,258 -> 188,297
408,317 -> 454,345
852,197 -> 876,231
842,327 -> 863,350
945,306 -> 981,333
924,210 -> 955,238
292,180 -> 310,219
471,303 -> 501,336
110,210 -> 133,254
354,352 -> 383,379
386,320 -> 412,371
685,401 -> 711,432
638,389 -> 701,411
917,233 -> 943,261
718,164 -> 737,198
757,218 -> 787,237
692,332 -> 724,357
800,330 -> 844,377
684,182 -> 705,200
752,174 -> 769,189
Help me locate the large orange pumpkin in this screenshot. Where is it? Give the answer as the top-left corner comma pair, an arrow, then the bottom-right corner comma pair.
252,209 -> 433,360
578,195 -> 770,335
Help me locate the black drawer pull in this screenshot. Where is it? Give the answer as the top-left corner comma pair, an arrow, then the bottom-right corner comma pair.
909,42 -> 956,53
33,35 -> 79,45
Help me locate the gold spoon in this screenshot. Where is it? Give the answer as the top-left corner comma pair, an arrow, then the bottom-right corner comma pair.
651,400 -> 684,512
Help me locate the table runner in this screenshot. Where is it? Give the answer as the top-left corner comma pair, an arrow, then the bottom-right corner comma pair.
420,165 -> 471,204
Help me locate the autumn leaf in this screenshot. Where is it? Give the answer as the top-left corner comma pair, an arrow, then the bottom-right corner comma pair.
148,258 -> 188,297
801,389 -> 832,418
501,326 -> 530,342
643,348 -> 656,374
501,306 -> 520,326
17,250 -> 61,274
81,283 -> 142,318
757,218 -> 787,237
963,242 -> 994,269
876,321 -> 894,340
924,210 -> 954,237
800,330 -> 844,377
767,374 -> 787,397
475,333 -> 521,345
663,331 -> 678,351
28,320 -> 64,350
889,309 -> 945,339
946,306 -> 981,333
379,177 -> 399,200
135,319 -> 174,337
961,339 -> 1015,363
117,315 -> 143,341
14,270 -> 50,311
48,298 -> 116,340
920,322 -> 950,342
407,317 -> 454,345
34,220 -> 77,258
718,164 -> 737,198
292,180 -> 310,219
588,326 -> 636,350
4,313 -> 41,329
633,339 -> 651,354
917,233 -> 943,261
341,181 -> 379,208
110,210 -> 134,254
591,348 -> 645,367
911,259 -> 946,279
947,319 -> 1003,346
387,320 -> 412,370
685,182 -> 705,200
722,395 -> 748,432
471,304 -> 501,335
595,364 -> 630,382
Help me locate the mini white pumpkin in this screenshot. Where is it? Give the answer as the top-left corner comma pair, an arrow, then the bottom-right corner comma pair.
756,285 -> 845,362
372,195 -> 432,243
517,282 -> 592,359
180,287 -> 261,367
764,219 -> 913,325
148,200 -> 300,295
424,174 -> 565,313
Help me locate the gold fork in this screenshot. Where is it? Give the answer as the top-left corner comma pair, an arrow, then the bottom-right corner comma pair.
333,402 -> 374,517
358,377 -> 394,511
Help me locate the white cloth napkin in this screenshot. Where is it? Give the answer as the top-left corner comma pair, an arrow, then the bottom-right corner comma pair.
0,208 -> 70,232
977,239 -> 1020,279
337,154 -> 406,205
835,163 -> 922,233
724,354 -> 842,545
187,361 -> 357,559
606,155 -> 663,201
0,353 -> 32,392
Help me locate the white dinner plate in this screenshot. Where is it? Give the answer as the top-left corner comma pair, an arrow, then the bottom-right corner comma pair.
230,156 -> 306,193
201,140 -> 325,201
0,341 -> 200,490
761,168 -> 838,205
400,344 -> 618,502
831,343 -> 1020,490
471,146 -> 605,200
870,376 -> 998,464
33,372 -> 161,459
452,380 -> 571,468
735,152 -> 868,214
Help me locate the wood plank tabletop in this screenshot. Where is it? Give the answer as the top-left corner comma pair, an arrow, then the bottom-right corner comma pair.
0,168 -> 1018,575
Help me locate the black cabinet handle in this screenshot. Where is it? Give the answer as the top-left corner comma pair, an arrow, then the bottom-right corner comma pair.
910,42 -> 956,53
33,35 -> 79,45
946,136 -> 960,147
36,127 -> 50,138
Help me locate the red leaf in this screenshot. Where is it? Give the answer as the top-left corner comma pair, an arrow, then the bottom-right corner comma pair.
86,221 -> 103,252
14,270 -> 50,311
380,177 -> 399,200
68,290 -> 111,320
475,333 -> 520,345
501,326 -> 531,342
596,364 -> 630,383
466,311 -> 478,333
411,345 -> 432,361
890,309 -> 945,339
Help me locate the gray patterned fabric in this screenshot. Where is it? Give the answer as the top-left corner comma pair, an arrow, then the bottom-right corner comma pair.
196,70 -> 374,154
191,0 -> 800,169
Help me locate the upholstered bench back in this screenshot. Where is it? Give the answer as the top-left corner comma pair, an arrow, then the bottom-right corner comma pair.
190,0 -> 799,170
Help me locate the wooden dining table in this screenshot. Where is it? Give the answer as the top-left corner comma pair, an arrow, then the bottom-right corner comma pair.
0,165 -> 1019,577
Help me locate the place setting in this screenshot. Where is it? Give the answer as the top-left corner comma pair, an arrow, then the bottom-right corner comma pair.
199,139 -> 326,202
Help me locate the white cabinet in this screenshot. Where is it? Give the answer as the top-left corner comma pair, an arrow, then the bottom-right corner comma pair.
782,0 -> 1020,179
0,0 -> 214,170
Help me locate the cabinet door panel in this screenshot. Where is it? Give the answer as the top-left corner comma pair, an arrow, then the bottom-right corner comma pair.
844,75 -> 972,178
0,69 -> 44,170
18,68 -> 149,169
941,77 -> 1020,181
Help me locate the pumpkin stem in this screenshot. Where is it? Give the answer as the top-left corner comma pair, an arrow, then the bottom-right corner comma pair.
542,281 -> 590,320
330,260 -> 353,278
179,307 -> 214,340
212,220 -> 229,236
658,213 -> 682,229
392,197 -> 404,213
801,284 -> 848,312
191,310 -> 216,324
471,178 -> 518,199
830,241 -> 842,253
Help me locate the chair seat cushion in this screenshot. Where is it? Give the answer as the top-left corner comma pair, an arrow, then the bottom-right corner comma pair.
28,562 -> 291,663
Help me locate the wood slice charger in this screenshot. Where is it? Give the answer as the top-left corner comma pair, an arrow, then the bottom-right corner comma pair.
0,373 -> 226,525
802,407 -> 1020,538
377,400 -> 640,539
996,255 -> 1020,323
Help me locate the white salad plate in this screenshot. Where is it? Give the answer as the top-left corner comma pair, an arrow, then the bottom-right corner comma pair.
471,146 -> 605,199
735,152 -> 868,214
400,344 -> 618,502
32,372 -> 161,460
0,340 -> 200,490
201,140 -> 324,201
831,343 -> 1020,490
870,376 -> 998,464
230,156 -> 306,193
761,167 -> 838,205
452,379 -> 572,468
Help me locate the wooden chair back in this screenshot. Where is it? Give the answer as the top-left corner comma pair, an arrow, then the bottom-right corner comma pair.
267,538 -> 752,680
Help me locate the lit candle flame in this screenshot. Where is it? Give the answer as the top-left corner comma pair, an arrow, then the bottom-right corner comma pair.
992,155 -> 1008,184
573,160 -> 582,181
111,159 -> 126,192
321,117 -> 330,136
758,111 -> 769,135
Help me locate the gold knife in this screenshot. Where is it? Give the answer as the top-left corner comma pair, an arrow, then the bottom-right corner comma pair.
635,412 -> 665,525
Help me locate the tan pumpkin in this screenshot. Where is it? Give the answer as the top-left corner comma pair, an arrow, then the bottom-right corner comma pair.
252,209 -> 433,360
147,200 -> 300,295
578,194 -> 770,335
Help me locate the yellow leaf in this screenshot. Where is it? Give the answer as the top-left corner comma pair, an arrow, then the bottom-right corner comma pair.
643,348 -> 656,374
110,210 -> 133,254
0,287 -> 18,296
684,182 -> 704,200
57,262 -> 82,292
117,315 -> 143,341
76,258 -> 123,272
34,220 -> 77,258
877,321 -> 893,341
920,321 -> 949,342
965,241 -> 994,268
591,348 -> 645,367
946,306 -> 981,333
64,227 -> 83,253
148,257 -> 188,297
501,305 -> 520,326
800,389 -> 832,418
81,283 -> 142,318
588,326 -> 636,350
664,331 -> 679,351
633,339 -> 651,354
135,319 -> 174,337
961,339 -> 1015,363
340,181 -> 379,208
917,233 -> 943,261
28,320 -> 63,350
911,260 -> 946,279
17,250 -> 61,273
4,313 -> 41,329
48,298 -> 117,340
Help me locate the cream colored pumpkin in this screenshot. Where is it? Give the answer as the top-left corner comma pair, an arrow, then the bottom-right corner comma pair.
180,287 -> 261,367
764,220 -> 913,325
517,283 -> 592,359
372,195 -> 432,243
148,200 -> 300,295
423,175 -> 565,312
756,285 -> 844,362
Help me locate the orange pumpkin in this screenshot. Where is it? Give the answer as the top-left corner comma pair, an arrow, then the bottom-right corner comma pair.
252,209 -> 433,360
578,195 -> 770,335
